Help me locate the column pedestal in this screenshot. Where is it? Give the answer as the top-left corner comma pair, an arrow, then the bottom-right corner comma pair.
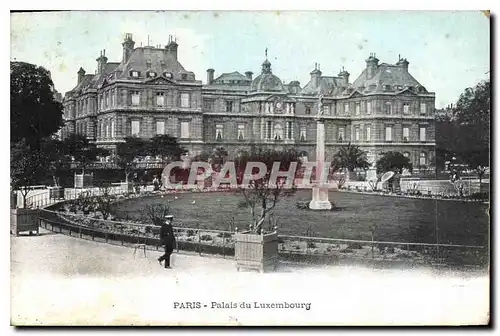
309,186 -> 332,210
309,119 -> 332,210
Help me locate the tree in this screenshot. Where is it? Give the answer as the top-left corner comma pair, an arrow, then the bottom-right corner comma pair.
63,134 -> 109,174
147,134 -> 186,162
10,140 -> 50,207
331,142 -> 370,172
435,114 -> 460,170
11,62 -> 64,149
453,80 -> 490,167
40,137 -> 69,186
144,203 -> 171,226
116,136 -> 149,183
237,148 -> 300,234
211,146 -> 228,167
376,151 -> 412,174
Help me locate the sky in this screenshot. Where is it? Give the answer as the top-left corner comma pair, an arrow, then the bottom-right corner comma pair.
10,10 -> 490,108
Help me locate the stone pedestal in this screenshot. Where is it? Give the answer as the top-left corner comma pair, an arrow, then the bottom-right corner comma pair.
309,119 -> 332,210
74,173 -> 93,189
309,186 -> 332,210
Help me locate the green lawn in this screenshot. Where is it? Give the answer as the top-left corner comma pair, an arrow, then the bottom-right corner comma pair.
112,190 -> 489,247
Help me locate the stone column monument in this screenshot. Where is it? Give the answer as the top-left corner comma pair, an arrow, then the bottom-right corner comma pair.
309,94 -> 333,210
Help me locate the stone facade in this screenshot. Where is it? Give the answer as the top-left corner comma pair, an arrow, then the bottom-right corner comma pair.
62,35 -> 436,171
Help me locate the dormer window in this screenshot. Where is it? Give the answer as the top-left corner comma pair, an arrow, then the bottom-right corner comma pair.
164,72 -> 173,79
130,70 -> 140,78
147,71 -> 157,78
181,74 -> 188,80
384,85 -> 391,91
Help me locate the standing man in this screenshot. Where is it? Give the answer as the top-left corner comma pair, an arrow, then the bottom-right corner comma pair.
158,215 -> 176,269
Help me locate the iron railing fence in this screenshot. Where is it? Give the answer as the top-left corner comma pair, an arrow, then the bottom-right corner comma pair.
38,209 -> 488,270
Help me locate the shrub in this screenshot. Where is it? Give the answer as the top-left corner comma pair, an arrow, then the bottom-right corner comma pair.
307,241 -> 316,249
347,242 -> 363,249
468,192 -> 489,200
200,234 -> 213,241
217,232 -> 232,238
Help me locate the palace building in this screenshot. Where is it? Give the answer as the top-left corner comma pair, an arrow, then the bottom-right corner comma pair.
62,34 -> 436,171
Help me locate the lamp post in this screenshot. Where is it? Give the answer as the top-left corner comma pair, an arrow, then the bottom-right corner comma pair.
309,93 -> 332,210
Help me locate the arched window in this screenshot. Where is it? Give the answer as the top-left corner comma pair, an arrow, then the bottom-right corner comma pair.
274,123 -> 283,140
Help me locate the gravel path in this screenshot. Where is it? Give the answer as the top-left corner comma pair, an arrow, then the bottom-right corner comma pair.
10,229 -> 489,326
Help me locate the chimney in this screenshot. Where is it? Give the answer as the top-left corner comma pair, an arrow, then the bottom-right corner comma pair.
397,57 -> 409,71
365,53 -> 379,79
338,66 -> 350,87
245,71 -> 253,80
96,49 -> 108,75
207,68 -> 215,84
166,35 -> 178,60
122,33 -> 135,63
77,67 -> 86,84
310,63 -> 322,87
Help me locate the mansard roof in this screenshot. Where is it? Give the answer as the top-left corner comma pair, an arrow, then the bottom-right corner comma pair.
212,71 -> 251,84
352,63 -> 427,94
301,76 -> 346,96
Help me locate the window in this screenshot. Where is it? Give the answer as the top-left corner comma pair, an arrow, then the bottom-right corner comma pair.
274,124 -> 283,140
385,126 -> 393,141
420,127 -> 426,141
203,99 -> 214,111
164,72 -> 173,79
286,121 -> 293,139
403,127 -> 410,141
111,90 -> 116,107
131,120 -> 140,136
365,126 -> 371,141
100,122 -> 105,138
385,102 -> 392,115
111,120 -> 115,138
156,92 -> 165,107
106,122 -> 110,138
355,127 -> 360,141
181,93 -> 190,108
344,103 -> 349,114
148,71 -> 157,78
300,128 -> 306,141
216,124 -> 223,140
325,104 -> 331,115
366,101 -> 372,114
266,121 -> 273,139
403,103 -> 410,115
338,127 -> 345,142
385,85 -> 391,91
238,124 -> 245,140
130,71 -> 140,77
420,152 -> 427,166
181,74 -> 188,80
180,121 -> 190,139
305,106 -> 311,115
156,121 -> 165,135
420,103 -> 427,115
286,103 -> 291,114
131,91 -> 140,106
355,103 -> 361,115
225,101 -> 233,112
403,152 -> 410,158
